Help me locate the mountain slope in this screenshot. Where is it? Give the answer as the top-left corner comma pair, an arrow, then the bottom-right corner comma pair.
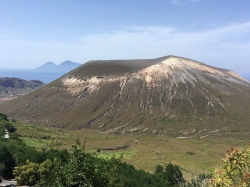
1,56 -> 250,137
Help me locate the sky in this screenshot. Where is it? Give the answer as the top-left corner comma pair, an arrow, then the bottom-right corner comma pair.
1,0 -> 250,75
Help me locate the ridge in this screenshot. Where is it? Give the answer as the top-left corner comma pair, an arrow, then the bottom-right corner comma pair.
1,55 -> 250,137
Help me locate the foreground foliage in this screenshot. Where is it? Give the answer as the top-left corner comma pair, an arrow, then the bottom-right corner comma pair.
13,159 -> 53,186
110,162 -> 184,187
37,140 -> 118,187
1,113 -> 187,186
210,145 -> 250,187
4,112 -> 250,186
0,113 -> 69,179
14,140 -> 185,187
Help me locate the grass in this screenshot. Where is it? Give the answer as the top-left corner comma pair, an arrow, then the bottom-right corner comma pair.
13,122 -> 250,180
89,149 -> 138,160
14,122 -> 70,150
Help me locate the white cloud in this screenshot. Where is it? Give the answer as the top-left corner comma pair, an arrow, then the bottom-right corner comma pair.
1,22 -> 250,74
189,0 -> 201,2
169,0 -> 205,5
170,0 -> 181,5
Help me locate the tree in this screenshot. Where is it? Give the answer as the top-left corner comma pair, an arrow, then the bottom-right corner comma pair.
155,165 -> 164,173
164,163 -> 185,186
39,140 -> 118,187
210,145 -> 250,187
0,113 -> 15,135
111,162 -> 171,187
0,144 -> 15,178
0,113 -> 9,121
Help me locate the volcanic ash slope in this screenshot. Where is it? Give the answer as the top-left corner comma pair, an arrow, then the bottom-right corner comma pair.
1,56 -> 250,137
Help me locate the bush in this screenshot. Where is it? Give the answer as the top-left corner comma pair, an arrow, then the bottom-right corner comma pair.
0,113 -> 9,121
210,145 -> 250,187
111,162 -> 171,187
14,160 -> 39,186
38,140 -> 118,187
14,159 -> 54,186
0,144 -> 15,178
165,163 -> 185,185
0,121 -> 16,135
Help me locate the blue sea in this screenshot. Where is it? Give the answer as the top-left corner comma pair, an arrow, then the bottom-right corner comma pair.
0,69 -> 66,84
0,69 -> 250,84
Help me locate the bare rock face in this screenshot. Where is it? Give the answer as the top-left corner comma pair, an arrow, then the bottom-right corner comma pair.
1,56 -> 250,137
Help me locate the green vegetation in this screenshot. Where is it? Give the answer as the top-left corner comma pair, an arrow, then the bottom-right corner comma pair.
12,118 -> 250,178
13,139 -> 187,187
210,145 -> 250,186
14,160 -> 53,186
111,162 -> 184,187
15,122 -> 70,150
1,113 -> 250,186
14,140 -> 118,187
0,113 -> 188,186
90,149 -> 138,160
0,113 -> 69,179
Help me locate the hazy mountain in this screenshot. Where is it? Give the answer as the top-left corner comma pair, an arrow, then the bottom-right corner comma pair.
34,62 -> 57,71
57,61 -> 81,71
1,56 -> 250,137
35,61 -> 81,72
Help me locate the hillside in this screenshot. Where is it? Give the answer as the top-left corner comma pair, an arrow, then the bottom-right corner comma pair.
1,56 -> 250,137
0,77 -> 44,98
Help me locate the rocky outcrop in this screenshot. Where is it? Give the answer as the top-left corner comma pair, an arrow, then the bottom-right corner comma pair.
0,77 -> 44,89
0,77 -> 44,99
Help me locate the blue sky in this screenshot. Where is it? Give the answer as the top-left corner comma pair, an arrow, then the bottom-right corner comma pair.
1,0 -> 250,75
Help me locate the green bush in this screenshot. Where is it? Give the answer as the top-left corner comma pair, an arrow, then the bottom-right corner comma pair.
0,113 -> 69,180
111,162 -> 184,187
14,159 -> 54,186
38,140 -> 118,187
0,113 -> 9,121
0,144 -> 15,178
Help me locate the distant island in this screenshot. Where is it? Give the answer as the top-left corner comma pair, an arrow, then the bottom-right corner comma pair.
0,60 -> 82,84
34,60 -> 81,72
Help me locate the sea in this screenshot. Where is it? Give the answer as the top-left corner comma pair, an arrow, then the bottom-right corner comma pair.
0,69 -> 250,84
0,69 -> 66,84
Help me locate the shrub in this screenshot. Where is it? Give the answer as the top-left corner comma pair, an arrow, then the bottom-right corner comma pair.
14,160 -> 39,186
165,163 -> 185,185
210,145 -> 250,187
0,113 -> 9,121
14,159 -> 54,186
0,144 -> 15,178
38,140 -> 118,187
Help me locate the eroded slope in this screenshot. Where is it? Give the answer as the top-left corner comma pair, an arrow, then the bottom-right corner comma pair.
1,56 -> 250,137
